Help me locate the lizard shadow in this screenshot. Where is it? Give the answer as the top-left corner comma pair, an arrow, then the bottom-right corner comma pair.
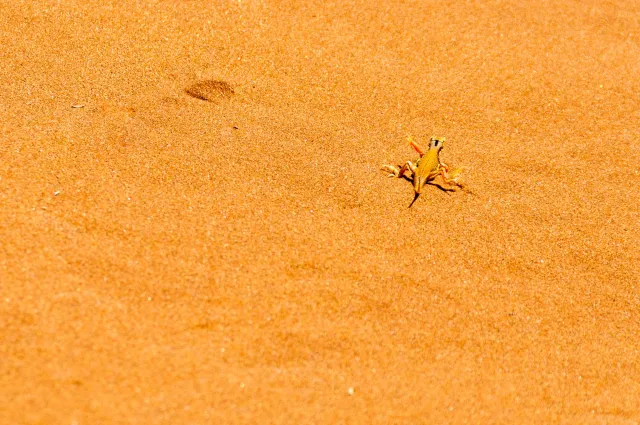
398,175 -> 455,194
399,174 -> 457,208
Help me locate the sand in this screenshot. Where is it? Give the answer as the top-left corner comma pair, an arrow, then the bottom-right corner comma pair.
1,0 -> 639,423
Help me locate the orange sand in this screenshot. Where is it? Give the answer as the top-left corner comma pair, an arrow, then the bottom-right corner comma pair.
1,0 -> 639,423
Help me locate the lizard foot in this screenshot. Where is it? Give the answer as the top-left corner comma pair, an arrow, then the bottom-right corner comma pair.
381,164 -> 400,177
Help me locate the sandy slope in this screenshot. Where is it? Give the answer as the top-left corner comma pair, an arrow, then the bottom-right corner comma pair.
1,0 -> 639,423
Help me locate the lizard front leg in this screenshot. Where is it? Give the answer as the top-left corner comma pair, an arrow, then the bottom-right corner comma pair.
407,136 -> 426,156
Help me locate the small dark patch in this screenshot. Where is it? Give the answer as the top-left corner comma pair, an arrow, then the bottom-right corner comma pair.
185,80 -> 235,102
161,96 -> 179,105
191,321 -> 218,331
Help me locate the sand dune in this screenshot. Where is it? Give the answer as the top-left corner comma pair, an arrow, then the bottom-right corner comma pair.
1,0 -> 639,423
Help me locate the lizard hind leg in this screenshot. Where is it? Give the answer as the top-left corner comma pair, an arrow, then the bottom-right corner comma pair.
381,164 -> 401,177
435,167 -> 466,190
444,165 -> 468,182
381,160 -> 417,179
397,161 -> 418,179
438,161 -> 451,173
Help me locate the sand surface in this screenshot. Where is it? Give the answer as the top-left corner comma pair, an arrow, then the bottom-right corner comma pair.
1,0 -> 639,423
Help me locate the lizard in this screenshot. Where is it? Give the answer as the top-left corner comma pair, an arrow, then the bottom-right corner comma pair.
382,136 -> 467,207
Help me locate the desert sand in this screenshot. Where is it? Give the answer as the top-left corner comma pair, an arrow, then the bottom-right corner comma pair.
1,0 -> 639,423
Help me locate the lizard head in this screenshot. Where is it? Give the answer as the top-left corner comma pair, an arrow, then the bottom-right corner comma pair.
429,137 -> 445,151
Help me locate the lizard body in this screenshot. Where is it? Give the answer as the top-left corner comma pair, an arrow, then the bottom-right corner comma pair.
382,136 -> 466,207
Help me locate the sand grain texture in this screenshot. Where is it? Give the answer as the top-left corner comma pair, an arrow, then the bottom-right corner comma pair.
1,0 -> 639,424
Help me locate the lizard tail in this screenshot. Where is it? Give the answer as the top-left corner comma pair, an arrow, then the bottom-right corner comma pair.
408,192 -> 420,208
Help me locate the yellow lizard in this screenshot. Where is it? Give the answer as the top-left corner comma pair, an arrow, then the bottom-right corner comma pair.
382,136 -> 467,207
